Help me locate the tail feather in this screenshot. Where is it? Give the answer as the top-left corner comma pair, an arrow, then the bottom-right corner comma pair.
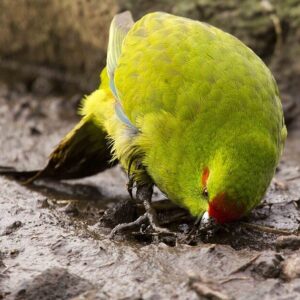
0,115 -> 115,183
39,116 -> 115,180
0,167 -> 39,182
1,67 -> 116,184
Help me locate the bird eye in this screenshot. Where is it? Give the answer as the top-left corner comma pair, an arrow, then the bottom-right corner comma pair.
202,187 -> 209,198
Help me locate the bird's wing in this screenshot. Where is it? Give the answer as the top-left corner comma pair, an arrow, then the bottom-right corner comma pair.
107,11 -> 134,100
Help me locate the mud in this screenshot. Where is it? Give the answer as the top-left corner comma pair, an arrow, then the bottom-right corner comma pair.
1,83 -> 300,299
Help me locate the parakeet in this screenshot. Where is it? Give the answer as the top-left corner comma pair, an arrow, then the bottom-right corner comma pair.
3,11 -> 287,228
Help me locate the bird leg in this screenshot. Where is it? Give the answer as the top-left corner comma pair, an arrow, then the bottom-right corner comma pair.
110,183 -> 173,238
126,175 -> 135,199
137,183 -> 172,234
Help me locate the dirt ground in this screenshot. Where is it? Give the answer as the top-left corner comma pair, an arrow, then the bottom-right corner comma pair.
1,81 -> 300,300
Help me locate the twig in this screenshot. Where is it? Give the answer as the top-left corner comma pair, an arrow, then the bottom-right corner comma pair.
260,0 -> 283,55
219,276 -> 251,284
286,175 -> 300,182
190,279 -> 232,300
229,254 -> 261,275
98,260 -> 116,268
1,263 -> 18,274
241,222 -> 297,236
273,178 -> 288,190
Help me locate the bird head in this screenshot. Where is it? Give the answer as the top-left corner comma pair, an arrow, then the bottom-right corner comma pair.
204,140 -> 278,223
195,136 -> 279,223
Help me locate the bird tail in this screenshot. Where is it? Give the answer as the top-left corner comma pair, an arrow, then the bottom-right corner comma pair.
0,166 -> 38,181
0,70 -> 116,183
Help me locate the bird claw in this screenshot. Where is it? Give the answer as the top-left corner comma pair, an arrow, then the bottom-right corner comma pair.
110,183 -> 176,238
109,211 -> 175,238
145,211 -> 175,235
109,213 -> 148,238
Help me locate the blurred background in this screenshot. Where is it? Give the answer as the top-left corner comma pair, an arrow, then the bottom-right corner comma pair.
0,0 -> 299,122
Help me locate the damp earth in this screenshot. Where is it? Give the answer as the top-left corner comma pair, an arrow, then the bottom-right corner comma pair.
1,82 -> 300,299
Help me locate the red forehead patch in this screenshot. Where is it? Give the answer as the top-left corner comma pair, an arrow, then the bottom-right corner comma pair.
208,192 -> 244,224
202,167 -> 210,187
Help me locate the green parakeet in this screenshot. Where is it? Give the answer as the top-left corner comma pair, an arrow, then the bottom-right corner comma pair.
3,11 -> 287,225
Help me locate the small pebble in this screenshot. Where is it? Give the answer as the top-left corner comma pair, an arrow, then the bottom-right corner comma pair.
2,221 -> 22,235
282,254 -> 300,280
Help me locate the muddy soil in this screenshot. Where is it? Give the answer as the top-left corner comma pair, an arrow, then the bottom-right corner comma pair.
1,82 -> 300,300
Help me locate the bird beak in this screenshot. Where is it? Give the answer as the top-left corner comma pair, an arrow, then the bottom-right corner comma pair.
195,211 -> 214,228
201,211 -> 210,224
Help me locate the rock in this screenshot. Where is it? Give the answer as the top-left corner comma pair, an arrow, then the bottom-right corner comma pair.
0,251 -> 5,269
252,252 -> 283,278
1,220 -> 22,235
275,235 -> 300,250
282,254 -> 300,280
0,0 -> 117,93
36,197 -> 50,209
14,267 -> 95,300
189,274 -> 233,300
70,290 -> 99,300
63,202 -> 80,217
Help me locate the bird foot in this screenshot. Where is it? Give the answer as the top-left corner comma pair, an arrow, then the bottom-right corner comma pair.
109,213 -> 148,238
145,211 -> 174,235
109,183 -> 176,238
110,183 -> 175,238
109,210 -> 174,238
142,196 -> 173,235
